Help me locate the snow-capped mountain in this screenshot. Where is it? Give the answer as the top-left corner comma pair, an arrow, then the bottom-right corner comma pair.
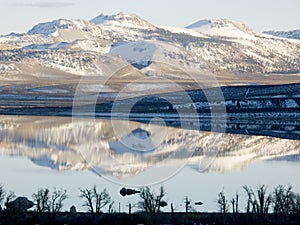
90,12 -> 156,30
1,12 -> 300,78
263,30 -> 300,40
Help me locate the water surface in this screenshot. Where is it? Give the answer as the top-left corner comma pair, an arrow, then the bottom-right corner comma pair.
0,115 -> 299,212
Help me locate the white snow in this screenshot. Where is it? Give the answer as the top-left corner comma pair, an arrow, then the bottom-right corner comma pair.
90,12 -> 155,30
0,64 -> 20,74
156,25 -> 207,38
28,19 -> 62,35
186,19 -> 257,40
1,12 -> 300,76
90,14 -> 114,25
110,41 -> 156,66
109,128 -> 155,153
0,116 -> 300,177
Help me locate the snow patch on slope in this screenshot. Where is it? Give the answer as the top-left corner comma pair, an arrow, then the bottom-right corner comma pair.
28,20 -> 60,35
109,128 -> 155,154
110,41 -> 156,69
0,63 -> 20,74
186,19 -> 257,40
156,25 -> 207,38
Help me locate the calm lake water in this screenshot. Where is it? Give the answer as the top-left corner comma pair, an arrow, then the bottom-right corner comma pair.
0,115 -> 299,212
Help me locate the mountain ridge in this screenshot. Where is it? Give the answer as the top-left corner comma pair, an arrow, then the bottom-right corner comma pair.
1,12 -> 300,77
263,30 -> 300,40
185,18 -> 257,39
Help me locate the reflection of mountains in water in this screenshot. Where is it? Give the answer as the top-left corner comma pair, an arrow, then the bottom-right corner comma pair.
1,83 -> 300,141
0,116 -> 299,178
103,83 -> 300,141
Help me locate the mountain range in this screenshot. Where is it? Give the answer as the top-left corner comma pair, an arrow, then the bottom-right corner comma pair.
1,12 -> 300,80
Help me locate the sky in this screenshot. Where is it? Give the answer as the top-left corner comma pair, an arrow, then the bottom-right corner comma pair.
0,0 -> 300,35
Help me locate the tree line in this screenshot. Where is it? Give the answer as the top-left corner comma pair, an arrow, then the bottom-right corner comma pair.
0,183 -> 300,225
1,183 -> 300,214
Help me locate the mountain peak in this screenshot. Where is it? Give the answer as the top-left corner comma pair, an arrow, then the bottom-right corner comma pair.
27,18 -> 78,36
90,12 -> 155,29
185,18 -> 256,39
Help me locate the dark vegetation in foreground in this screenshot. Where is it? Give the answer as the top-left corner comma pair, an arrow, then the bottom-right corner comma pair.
1,211 -> 300,225
0,184 -> 300,224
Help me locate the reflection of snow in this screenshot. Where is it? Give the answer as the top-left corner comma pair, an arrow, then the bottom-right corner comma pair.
0,116 -> 299,178
0,64 -> 20,74
109,128 -> 155,153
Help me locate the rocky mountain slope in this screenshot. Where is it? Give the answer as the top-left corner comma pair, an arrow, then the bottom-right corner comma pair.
1,12 -> 300,79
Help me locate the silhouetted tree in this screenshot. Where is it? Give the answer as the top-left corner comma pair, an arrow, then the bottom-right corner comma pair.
184,196 -> 194,214
95,187 -> 111,213
272,184 -> 296,224
138,186 -> 166,214
79,187 -> 94,213
273,185 -> 291,214
138,186 -> 166,225
50,188 -> 68,213
32,187 -> 68,213
243,185 -> 253,213
108,201 -> 115,214
79,185 -> 111,213
243,185 -> 271,225
230,192 -> 239,213
32,188 -> 50,212
217,190 -> 228,213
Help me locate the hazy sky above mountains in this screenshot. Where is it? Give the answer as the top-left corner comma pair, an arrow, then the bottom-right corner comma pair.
0,0 -> 299,35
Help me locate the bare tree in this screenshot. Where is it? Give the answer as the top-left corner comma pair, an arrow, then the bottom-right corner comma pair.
217,190 -> 228,214
0,185 -> 17,211
184,196 -> 195,213
243,185 -> 253,213
230,192 -> 239,213
243,185 -> 271,214
138,186 -> 166,214
108,201 -> 115,214
79,185 -> 111,213
32,188 -> 50,212
243,184 -> 272,225
94,187 -> 111,213
256,184 -> 272,214
80,187 -> 94,213
50,188 -> 68,213
272,185 -> 297,214
138,186 -> 166,225
184,196 -> 191,214
32,187 -> 68,213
